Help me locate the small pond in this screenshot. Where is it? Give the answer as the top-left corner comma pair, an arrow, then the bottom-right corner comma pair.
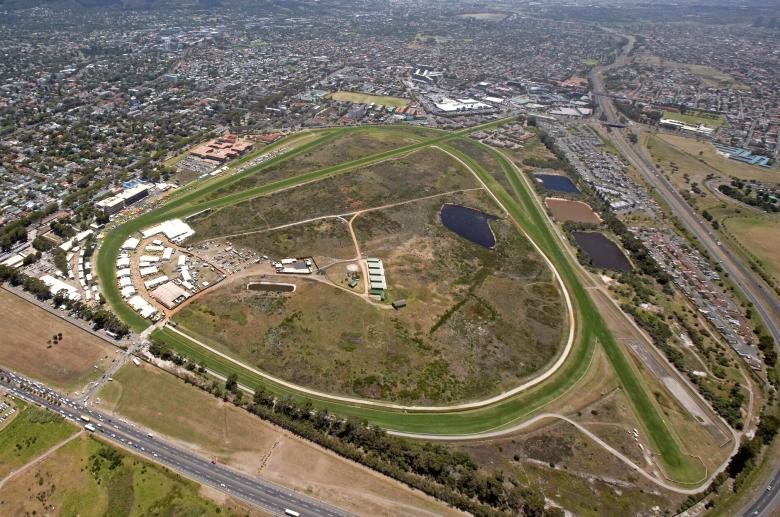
534,173 -> 580,194
440,203 -> 498,249
572,232 -> 632,272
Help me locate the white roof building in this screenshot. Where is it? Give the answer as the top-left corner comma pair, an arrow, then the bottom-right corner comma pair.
40,275 -> 81,301
122,237 -> 140,250
142,219 -> 195,243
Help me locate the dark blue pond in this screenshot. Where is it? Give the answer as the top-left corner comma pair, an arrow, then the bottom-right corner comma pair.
572,231 -> 632,272
534,173 -> 580,194
440,204 -> 498,248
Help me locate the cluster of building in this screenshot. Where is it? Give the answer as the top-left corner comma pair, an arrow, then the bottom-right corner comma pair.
632,227 -> 761,369
189,134 -> 254,163
604,23 -> 779,162
713,144 -> 772,168
366,258 -> 387,299
659,118 -> 715,138
114,218 -> 208,319
540,121 -> 658,215
470,123 -> 535,149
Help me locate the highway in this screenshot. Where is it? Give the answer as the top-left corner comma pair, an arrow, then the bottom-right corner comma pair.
591,34 -> 780,517
0,367 -> 353,517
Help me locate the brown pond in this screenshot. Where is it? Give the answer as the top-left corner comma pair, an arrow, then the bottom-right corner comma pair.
545,198 -> 602,224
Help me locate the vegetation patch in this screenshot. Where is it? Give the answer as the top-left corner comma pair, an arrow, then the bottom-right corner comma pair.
0,403 -> 76,478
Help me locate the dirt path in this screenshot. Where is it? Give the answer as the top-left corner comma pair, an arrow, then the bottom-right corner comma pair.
391,412 -> 712,494
0,431 -> 83,490
199,188 -> 483,244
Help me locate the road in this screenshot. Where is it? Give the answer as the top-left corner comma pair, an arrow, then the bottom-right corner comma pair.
0,367 -> 353,517
591,33 -> 780,517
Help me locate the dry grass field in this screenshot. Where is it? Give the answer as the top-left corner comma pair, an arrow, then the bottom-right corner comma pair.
96,362 -> 463,517
178,188 -> 565,404
229,218 -> 356,261
329,91 -> 410,107
206,128 -> 426,199
0,290 -> 117,393
655,134 -> 778,181
724,215 -> 780,276
190,146 -> 479,243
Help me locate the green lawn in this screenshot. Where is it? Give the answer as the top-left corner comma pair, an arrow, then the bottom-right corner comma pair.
0,402 -> 78,478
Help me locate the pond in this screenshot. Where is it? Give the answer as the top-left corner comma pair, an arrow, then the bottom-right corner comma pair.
545,198 -> 601,224
572,232 -> 632,272
247,281 -> 296,293
534,173 -> 580,194
440,203 -> 498,249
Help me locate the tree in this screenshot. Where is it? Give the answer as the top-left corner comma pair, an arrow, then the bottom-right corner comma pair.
225,373 -> 238,393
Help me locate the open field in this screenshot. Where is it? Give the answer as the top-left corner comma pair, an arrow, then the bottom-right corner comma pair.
662,110 -> 725,128
329,91 -> 410,108
0,432 -> 249,516
207,127 -> 430,199
230,217 -> 357,261
189,146 -> 479,243
96,121 -> 506,333
97,362 -> 463,517
655,133 -> 778,180
723,215 -> 780,276
0,289 -> 116,393
0,402 -> 77,479
98,122 -> 706,487
179,188 -> 565,404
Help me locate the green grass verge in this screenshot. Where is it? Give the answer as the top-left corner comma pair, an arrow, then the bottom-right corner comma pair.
0,402 -> 77,478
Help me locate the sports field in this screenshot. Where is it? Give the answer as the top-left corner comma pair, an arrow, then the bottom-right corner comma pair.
96,121 -> 708,486
329,91 -> 410,108
662,110 -> 724,128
